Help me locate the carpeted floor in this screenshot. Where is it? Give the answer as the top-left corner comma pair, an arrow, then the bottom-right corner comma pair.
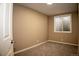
15,42 -> 78,56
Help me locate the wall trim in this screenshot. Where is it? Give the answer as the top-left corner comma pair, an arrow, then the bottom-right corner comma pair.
48,40 -> 78,46
6,50 -> 14,56
14,41 -> 48,54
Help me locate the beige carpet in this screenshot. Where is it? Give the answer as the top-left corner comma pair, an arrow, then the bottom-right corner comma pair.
15,42 -> 78,56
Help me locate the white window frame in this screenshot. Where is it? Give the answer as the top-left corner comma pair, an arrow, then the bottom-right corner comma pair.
54,14 -> 72,33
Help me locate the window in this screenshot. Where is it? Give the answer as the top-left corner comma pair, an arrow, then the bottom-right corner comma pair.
54,14 -> 72,33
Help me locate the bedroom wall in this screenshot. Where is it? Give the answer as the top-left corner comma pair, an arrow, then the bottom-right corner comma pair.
13,4 -> 48,52
48,12 -> 78,44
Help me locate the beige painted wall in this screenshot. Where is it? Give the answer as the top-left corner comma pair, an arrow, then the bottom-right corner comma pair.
48,12 -> 78,44
13,4 -> 48,52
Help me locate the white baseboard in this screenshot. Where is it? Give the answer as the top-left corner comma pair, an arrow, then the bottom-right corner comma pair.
6,50 -> 14,56
48,40 -> 78,46
14,41 -> 48,54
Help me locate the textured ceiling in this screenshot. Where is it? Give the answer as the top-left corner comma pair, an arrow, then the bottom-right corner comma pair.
19,3 -> 78,15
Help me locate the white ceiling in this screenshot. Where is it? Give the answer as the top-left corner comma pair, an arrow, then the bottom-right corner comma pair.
19,3 -> 78,15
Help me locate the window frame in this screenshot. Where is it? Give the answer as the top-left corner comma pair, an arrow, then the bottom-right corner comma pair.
54,14 -> 72,33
